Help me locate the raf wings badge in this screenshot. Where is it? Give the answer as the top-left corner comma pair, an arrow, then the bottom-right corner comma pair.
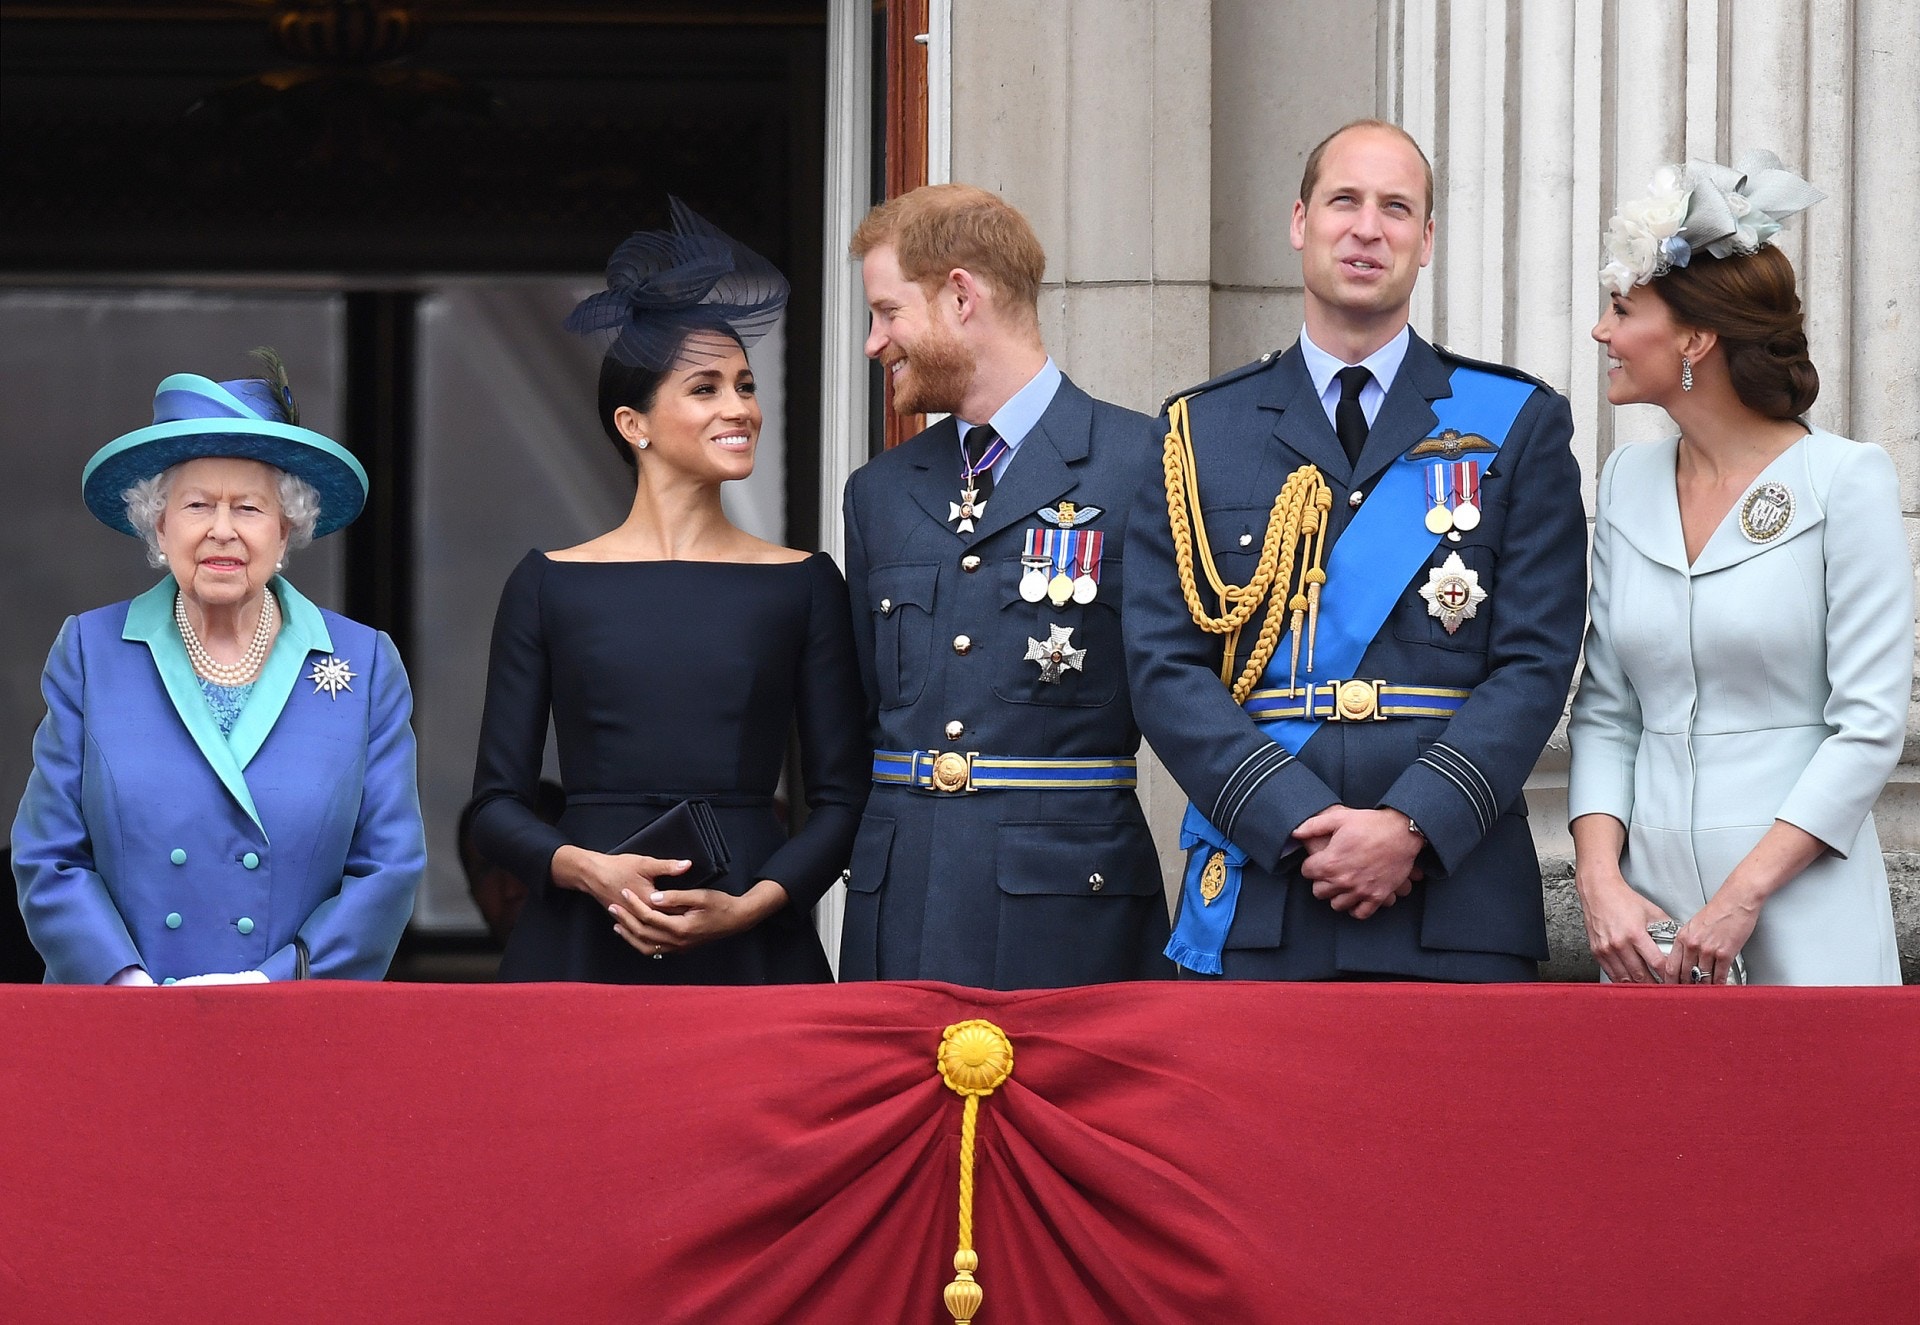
1038,501 -> 1102,528
1408,429 -> 1497,460
1418,552 -> 1487,635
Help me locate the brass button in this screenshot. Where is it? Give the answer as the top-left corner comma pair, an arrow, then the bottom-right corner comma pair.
1089,873 -> 1105,892
880,597 -> 892,614
1348,490 -> 1364,508
953,634 -> 972,655
945,720 -> 965,740
961,555 -> 981,572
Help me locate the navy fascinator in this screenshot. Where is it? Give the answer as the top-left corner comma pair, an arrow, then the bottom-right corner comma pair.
565,198 -> 790,371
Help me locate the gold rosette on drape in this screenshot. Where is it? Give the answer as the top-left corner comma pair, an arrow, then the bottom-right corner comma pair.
936,1019 -> 1014,1324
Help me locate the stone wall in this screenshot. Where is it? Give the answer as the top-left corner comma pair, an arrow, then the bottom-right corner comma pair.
949,0 -> 1920,978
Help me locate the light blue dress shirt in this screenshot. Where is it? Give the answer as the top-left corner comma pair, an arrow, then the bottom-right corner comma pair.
955,356 -> 1062,482
1297,325 -> 1412,433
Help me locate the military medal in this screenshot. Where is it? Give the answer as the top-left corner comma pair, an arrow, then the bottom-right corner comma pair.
951,429 -> 1009,533
1024,622 -> 1086,683
1451,459 -> 1482,531
1020,530 -> 1051,602
1738,480 -> 1794,544
1047,527 -> 1077,607
1418,551 -> 1487,635
1072,529 -> 1104,604
1423,463 -> 1454,534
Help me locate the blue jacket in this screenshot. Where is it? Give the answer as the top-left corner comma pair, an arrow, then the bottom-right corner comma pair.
11,576 -> 425,983
841,374 -> 1173,988
1123,334 -> 1587,980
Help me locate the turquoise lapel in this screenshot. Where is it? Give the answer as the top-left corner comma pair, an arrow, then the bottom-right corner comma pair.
122,577 -> 265,833
227,576 -> 334,772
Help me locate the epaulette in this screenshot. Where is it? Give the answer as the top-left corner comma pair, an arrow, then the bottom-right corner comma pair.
1430,342 -> 1554,392
1159,351 -> 1285,414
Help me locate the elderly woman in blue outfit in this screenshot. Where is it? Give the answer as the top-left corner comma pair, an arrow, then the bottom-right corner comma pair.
11,351 -> 426,985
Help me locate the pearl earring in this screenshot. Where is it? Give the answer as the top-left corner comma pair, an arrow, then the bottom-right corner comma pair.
1680,357 -> 1693,392
636,437 -> 650,450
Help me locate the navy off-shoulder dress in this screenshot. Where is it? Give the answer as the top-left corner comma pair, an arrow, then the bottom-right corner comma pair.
470,550 -> 868,983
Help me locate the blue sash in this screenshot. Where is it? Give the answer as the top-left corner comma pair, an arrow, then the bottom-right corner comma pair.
1165,365 -> 1536,974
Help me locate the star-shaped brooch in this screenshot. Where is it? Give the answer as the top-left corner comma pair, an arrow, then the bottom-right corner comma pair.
1417,552 -> 1487,635
1024,623 -> 1087,684
308,655 -> 357,699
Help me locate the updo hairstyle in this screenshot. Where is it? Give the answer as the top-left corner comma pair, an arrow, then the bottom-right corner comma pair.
1651,244 -> 1819,419
594,316 -> 746,471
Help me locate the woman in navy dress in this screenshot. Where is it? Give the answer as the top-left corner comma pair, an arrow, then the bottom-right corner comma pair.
470,201 -> 867,983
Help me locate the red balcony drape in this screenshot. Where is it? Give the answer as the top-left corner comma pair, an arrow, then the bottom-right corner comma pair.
2,982 -> 1914,1323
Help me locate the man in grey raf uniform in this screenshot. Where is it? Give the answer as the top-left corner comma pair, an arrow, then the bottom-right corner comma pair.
1125,120 -> 1586,981
840,183 -> 1171,989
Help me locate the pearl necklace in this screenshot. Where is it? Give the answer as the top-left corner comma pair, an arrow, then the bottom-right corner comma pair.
176,589 -> 278,686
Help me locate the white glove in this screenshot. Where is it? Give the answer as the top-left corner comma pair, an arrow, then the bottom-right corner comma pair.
108,966 -> 156,987
170,970 -> 270,986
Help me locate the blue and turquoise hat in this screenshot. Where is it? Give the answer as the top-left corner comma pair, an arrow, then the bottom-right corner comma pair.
82,373 -> 369,539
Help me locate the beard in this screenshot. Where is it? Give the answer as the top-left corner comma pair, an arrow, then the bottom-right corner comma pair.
888,322 -> 976,415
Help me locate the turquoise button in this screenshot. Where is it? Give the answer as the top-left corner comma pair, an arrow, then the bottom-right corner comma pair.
165,912 -> 182,929
170,848 -> 187,866
162,978 -> 177,986
242,852 -> 260,870
236,917 -> 255,936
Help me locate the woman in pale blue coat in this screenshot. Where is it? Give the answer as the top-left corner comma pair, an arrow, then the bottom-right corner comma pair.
11,352 -> 425,984
1571,154 -> 1910,986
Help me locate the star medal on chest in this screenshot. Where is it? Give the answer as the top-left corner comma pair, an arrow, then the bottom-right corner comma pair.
1423,462 -> 1454,534
1418,551 -> 1487,635
1025,623 -> 1087,684
1738,480 -> 1794,544
308,654 -> 357,698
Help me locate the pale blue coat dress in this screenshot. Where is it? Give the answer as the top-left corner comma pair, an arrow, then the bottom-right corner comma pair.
12,576 -> 425,983
1568,430 -> 1911,984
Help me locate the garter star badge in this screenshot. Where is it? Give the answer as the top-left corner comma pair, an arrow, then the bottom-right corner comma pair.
1024,623 -> 1086,684
308,655 -> 357,699
1737,480 -> 1794,544
1418,552 -> 1487,636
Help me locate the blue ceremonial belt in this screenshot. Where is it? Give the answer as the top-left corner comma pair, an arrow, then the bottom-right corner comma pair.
872,750 -> 1138,793
1167,364 -> 1536,974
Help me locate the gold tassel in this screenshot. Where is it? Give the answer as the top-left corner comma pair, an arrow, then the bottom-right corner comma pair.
937,1020 -> 1014,1325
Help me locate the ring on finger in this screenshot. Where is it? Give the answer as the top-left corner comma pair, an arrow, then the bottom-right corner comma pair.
1689,964 -> 1710,984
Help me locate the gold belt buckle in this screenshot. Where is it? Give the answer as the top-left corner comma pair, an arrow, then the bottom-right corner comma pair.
1329,679 -> 1386,722
927,750 -> 977,793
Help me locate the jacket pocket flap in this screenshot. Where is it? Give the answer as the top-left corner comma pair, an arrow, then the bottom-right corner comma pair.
994,822 -> 1161,896
868,562 -> 939,614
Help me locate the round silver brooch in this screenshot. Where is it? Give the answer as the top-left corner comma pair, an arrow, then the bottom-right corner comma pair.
1737,480 -> 1795,545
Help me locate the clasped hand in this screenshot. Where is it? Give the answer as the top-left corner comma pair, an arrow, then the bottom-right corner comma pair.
1294,805 -> 1422,920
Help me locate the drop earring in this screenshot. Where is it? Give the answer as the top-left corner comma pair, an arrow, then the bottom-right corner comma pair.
1680,357 -> 1693,392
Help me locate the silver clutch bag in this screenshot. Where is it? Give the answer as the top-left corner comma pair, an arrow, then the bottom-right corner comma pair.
1647,919 -> 1747,984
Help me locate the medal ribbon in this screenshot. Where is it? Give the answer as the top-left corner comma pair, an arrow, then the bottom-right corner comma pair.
1167,363 -> 1538,974
1053,529 -> 1077,580
960,431 -> 1010,483
1077,530 -> 1103,584
1424,462 -> 1453,518
1452,460 -> 1480,514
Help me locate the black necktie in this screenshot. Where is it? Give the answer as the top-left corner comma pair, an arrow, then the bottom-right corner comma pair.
1335,365 -> 1372,466
963,424 -> 999,509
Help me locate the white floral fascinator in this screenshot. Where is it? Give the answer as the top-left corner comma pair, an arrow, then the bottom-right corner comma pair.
1601,150 -> 1825,296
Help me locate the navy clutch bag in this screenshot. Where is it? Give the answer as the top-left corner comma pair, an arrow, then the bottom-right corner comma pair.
609,799 -> 732,890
